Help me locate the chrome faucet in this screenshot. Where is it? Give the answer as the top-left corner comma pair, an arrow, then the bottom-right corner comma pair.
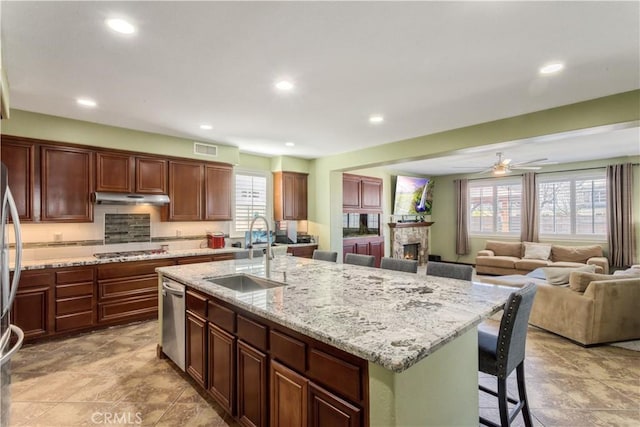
248,215 -> 272,278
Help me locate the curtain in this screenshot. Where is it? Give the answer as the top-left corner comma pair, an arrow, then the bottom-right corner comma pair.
607,163 -> 636,267
520,172 -> 539,242
455,179 -> 470,255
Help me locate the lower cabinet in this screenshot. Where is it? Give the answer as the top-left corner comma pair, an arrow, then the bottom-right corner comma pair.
11,270 -> 54,341
343,236 -> 384,267
182,289 -> 368,427
286,244 -> 318,259
237,340 -> 268,427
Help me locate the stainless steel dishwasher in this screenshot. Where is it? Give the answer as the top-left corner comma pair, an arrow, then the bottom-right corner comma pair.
161,278 -> 185,371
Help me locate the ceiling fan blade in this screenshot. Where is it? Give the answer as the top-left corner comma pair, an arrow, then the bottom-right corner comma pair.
512,166 -> 542,170
513,158 -> 548,166
502,158 -> 512,165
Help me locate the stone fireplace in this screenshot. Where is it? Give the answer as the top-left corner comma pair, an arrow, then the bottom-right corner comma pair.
388,222 -> 433,266
403,243 -> 420,260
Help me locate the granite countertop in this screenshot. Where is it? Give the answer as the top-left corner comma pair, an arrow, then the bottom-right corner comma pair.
157,257 -> 514,373
18,247 -> 247,271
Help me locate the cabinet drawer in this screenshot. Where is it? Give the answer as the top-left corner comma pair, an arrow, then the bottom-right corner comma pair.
177,256 -> 213,265
56,296 -> 93,315
308,349 -> 362,403
56,282 -> 93,298
98,295 -> 157,324
98,259 -> 174,280
208,301 -> 236,333
56,311 -> 93,332
237,315 -> 268,352
186,290 -> 208,318
99,276 -> 157,301
212,253 -> 235,261
270,330 -> 306,373
17,271 -> 54,289
56,268 -> 94,284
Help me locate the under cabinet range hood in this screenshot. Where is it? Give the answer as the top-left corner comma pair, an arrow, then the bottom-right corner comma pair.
92,192 -> 170,205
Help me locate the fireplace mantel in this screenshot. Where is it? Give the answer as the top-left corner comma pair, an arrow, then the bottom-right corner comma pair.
388,221 -> 434,229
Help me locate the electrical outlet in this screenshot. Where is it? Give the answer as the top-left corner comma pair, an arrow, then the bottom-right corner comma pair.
54,233 -> 63,242
176,229 -> 182,237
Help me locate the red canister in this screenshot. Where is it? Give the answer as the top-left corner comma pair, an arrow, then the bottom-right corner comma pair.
207,232 -> 225,249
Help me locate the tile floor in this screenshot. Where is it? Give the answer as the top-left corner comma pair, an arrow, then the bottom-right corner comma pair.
7,319 -> 640,426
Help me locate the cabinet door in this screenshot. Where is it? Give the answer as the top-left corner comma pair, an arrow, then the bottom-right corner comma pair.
308,382 -> 361,427
342,175 -> 361,209
136,157 -> 167,194
187,311 -> 208,388
1,138 -> 34,221
360,177 -> 382,210
167,161 -> 203,221
270,360 -> 308,427
95,152 -> 134,193
342,242 -> 355,263
369,240 -> 384,268
355,242 -> 369,256
208,324 -> 236,415
205,165 -> 233,221
41,146 -> 94,222
294,173 -> 308,220
237,340 -> 267,427
12,287 -> 52,341
282,173 -> 297,220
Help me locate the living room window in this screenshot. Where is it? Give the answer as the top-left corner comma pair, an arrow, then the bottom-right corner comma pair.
468,178 -> 522,235
234,171 -> 268,234
537,170 -> 607,238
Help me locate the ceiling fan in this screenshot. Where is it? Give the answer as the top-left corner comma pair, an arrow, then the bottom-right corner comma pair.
460,152 -> 554,175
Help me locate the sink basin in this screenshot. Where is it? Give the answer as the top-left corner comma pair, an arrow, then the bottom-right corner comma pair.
206,274 -> 285,293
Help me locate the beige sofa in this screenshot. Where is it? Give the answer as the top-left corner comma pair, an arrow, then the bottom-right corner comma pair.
528,271 -> 640,345
475,240 -> 609,275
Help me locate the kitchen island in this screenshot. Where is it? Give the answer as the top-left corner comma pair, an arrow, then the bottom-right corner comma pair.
157,256 -> 514,426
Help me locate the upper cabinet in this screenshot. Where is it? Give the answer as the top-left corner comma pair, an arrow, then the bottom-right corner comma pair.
274,171 -> 308,221
163,160 -> 232,222
41,145 -> 94,222
1,136 -> 34,221
96,152 -> 167,194
343,173 -> 382,212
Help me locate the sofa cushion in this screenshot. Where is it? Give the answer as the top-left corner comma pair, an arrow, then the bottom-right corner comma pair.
523,242 -> 552,260
569,271 -> 616,292
542,264 -> 596,285
515,259 -> 550,271
485,240 -> 522,258
476,256 -> 520,269
550,244 -> 603,263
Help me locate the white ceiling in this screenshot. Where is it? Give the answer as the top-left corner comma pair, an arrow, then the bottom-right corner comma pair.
1,1 -> 639,174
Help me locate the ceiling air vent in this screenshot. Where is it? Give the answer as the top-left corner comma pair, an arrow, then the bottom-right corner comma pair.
193,142 -> 218,157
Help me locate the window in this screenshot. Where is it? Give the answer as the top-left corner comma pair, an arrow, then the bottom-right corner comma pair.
468,178 -> 522,235
538,171 -> 606,237
234,172 -> 268,233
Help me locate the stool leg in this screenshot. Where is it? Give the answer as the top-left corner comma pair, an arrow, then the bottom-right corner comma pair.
497,378 -> 509,427
516,363 -> 533,427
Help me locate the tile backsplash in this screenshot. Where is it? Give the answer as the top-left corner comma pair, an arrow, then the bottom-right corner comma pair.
104,213 -> 151,244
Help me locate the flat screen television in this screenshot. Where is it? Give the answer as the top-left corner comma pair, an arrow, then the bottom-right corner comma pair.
393,176 -> 433,215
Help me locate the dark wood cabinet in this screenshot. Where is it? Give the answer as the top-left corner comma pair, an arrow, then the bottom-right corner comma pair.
1,137 -> 34,221
40,145 -> 94,222
205,165 -> 233,220
274,171 -> 308,221
343,236 -> 384,267
136,157 -> 167,194
237,340 -> 268,427
54,267 -> 95,332
208,323 -> 236,415
187,311 -> 208,388
166,161 -> 204,221
95,152 -> 134,193
11,270 -> 54,341
343,174 -> 382,212
271,360 -> 308,427
286,244 -> 317,259
309,382 -> 362,427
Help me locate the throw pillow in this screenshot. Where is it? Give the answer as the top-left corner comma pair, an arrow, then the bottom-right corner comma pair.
543,265 -> 597,286
569,271 -> 616,292
523,242 -> 552,260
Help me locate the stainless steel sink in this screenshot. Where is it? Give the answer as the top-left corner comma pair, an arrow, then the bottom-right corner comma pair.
206,273 -> 285,292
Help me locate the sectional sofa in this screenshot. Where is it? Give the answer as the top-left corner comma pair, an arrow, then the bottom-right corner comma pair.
475,240 -> 609,275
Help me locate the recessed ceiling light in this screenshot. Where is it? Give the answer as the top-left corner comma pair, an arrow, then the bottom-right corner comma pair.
200,124 -> 213,130
275,80 -> 294,91
539,62 -> 564,75
369,115 -> 384,124
106,18 -> 136,35
285,142 -> 295,147
76,98 -> 97,107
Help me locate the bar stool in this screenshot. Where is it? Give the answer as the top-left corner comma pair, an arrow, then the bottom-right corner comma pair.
426,261 -> 473,281
312,250 -> 338,262
344,253 -> 375,267
478,283 -> 537,427
380,257 -> 418,273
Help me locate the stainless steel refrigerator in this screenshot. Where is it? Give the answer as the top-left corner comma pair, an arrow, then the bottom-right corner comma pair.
0,162 -> 24,427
